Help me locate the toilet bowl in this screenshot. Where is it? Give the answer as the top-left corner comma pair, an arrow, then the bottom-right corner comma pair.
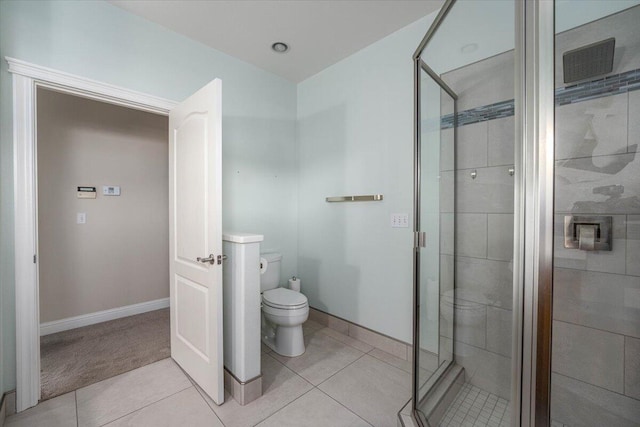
260,253 -> 309,357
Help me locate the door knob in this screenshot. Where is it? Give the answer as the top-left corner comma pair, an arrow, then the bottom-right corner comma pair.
197,254 -> 215,265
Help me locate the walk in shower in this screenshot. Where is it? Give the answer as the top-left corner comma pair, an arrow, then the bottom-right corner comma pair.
411,1 -> 640,426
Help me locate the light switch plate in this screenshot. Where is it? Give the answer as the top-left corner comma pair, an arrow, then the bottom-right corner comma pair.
391,213 -> 409,228
103,186 -> 121,196
77,212 -> 86,224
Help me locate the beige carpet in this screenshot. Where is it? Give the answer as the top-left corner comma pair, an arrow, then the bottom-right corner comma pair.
40,308 -> 170,400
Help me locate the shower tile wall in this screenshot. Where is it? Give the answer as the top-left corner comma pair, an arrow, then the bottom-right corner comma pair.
439,51 -> 516,401
551,6 -> 640,426
435,8 -> 640,415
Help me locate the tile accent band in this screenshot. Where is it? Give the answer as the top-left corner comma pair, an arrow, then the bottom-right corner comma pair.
440,67 -> 640,129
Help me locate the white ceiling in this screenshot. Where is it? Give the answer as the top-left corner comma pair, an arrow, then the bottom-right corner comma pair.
108,0 -> 444,82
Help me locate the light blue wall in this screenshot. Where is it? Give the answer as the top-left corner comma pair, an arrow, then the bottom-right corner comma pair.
296,14 -> 436,343
0,0 -> 298,392
293,0 -> 640,347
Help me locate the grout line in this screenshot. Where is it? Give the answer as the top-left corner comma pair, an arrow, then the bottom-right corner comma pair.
555,149 -> 637,163
263,351 -> 315,388
315,352 -> 368,388
552,318 -> 634,340
211,405 -> 226,427
453,164 -> 516,173
440,159 -> 517,173
191,382 -> 233,427
74,391 -> 79,427
263,350 -> 288,369
550,371 -> 634,400
316,387 -> 374,426
97,385 -> 192,427
184,381 -> 226,426
453,254 -> 512,263
450,295 -> 510,312
174,360 -> 197,387
449,338 -> 510,359
252,388 -> 317,427
554,265 -> 640,280
442,211 -> 515,215
193,382 -> 217,413
243,350 -> 376,426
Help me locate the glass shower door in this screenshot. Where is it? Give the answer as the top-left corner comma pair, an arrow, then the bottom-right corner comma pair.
413,1 -> 519,425
415,63 -> 456,401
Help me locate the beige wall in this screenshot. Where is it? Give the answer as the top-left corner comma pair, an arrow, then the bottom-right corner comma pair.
37,89 -> 169,323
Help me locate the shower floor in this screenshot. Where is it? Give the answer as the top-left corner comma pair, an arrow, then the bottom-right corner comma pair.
439,383 -> 510,427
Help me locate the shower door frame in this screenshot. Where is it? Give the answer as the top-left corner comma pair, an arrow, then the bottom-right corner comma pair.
519,1 -> 555,425
412,55 -> 458,424
411,2 -> 458,424
411,0 -> 556,426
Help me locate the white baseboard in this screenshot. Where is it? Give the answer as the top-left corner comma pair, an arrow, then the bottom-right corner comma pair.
40,298 -> 169,336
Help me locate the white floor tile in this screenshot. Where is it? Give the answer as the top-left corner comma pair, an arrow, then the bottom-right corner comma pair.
271,332 -> 364,385
104,387 -> 223,427
256,389 -> 371,427
203,353 -> 313,427
319,354 -> 411,427
76,358 -> 191,427
302,320 -> 326,336
5,392 -> 76,427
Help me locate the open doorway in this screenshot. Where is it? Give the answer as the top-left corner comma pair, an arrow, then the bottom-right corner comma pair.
11,58 -> 224,411
36,88 -> 170,400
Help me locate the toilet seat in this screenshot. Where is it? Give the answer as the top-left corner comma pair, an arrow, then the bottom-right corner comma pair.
262,288 -> 308,310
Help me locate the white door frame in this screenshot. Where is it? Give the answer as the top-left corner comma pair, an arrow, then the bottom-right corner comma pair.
6,57 -> 178,412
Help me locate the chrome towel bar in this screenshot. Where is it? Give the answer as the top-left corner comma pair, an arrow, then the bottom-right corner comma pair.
325,194 -> 383,203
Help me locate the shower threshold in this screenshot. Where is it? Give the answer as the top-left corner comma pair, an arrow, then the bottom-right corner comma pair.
417,363 -> 464,426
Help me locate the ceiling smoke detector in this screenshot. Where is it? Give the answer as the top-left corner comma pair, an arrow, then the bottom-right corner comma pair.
271,42 -> 289,53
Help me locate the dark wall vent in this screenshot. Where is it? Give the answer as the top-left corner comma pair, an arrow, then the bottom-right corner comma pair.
563,38 -> 615,84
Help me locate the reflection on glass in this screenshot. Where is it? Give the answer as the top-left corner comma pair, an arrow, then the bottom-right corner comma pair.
550,3 -> 640,426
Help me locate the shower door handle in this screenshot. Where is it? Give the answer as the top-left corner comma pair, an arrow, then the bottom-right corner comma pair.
415,232 -> 427,248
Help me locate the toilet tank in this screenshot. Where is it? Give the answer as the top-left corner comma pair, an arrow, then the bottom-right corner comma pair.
260,252 -> 282,291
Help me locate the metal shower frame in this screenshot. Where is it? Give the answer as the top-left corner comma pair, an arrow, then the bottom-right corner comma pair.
410,1 -> 555,426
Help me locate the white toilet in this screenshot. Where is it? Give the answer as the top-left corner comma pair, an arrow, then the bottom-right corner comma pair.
260,253 -> 309,357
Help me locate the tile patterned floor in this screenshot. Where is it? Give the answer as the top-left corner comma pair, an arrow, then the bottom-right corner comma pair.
439,383 -> 510,427
6,320 -> 414,427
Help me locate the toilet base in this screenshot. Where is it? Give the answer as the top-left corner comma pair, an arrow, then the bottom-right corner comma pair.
262,324 -> 305,357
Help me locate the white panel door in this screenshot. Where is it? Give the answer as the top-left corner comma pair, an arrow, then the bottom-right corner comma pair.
169,79 -> 223,404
